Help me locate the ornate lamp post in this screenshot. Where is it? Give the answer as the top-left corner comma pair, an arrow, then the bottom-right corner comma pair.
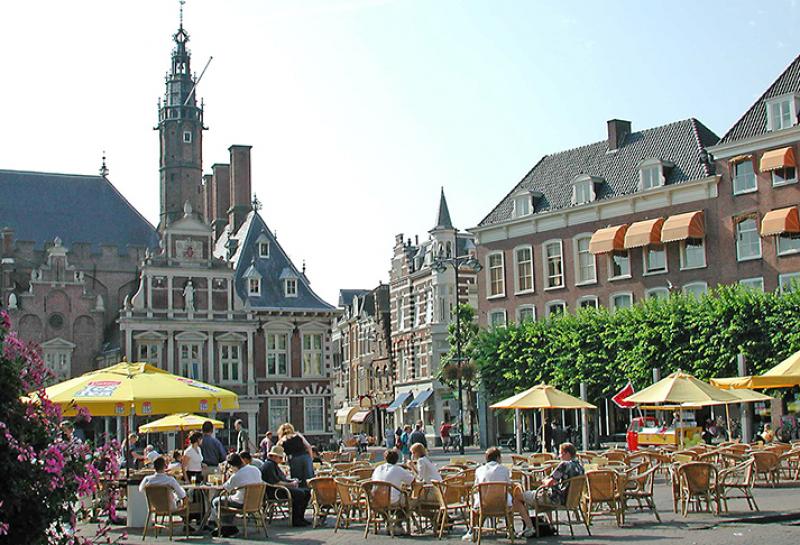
432,242 -> 481,455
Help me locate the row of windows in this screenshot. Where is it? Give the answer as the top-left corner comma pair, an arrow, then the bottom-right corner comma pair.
247,277 -> 297,298
267,397 -> 326,434
486,236 -> 706,298
735,216 -> 800,260
732,156 -> 796,195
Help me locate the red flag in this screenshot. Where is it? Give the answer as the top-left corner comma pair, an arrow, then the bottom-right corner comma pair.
612,382 -> 636,408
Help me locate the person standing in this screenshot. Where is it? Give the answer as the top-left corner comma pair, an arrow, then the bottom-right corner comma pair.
235,419 -> 254,453
182,432 -> 204,483
260,446 -> 311,527
276,423 -> 315,487
399,425 -> 413,460
409,421 -> 427,448
439,421 -> 453,452
259,431 -> 273,458
357,431 -> 368,454
200,421 -> 227,470
384,425 -> 396,450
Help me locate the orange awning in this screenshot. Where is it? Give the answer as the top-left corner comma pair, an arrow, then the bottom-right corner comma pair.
761,206 -> 800,237
729,154 -> 752,164
760,147 -> 796,172
661,211 -> 705,243
624,218 -> 665,249
589,225 -> 629,255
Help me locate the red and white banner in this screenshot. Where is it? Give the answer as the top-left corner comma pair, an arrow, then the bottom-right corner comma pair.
612,382 -> 636,408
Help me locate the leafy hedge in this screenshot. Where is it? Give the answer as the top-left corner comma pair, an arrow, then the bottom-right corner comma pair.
475,284 -> 800,405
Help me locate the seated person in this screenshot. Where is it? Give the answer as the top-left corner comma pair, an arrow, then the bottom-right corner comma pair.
524,442 -> 584,508
464,447 -> 535,540
144,444 -> 161,465
208,452 -> 263,534
239,450 -> 263,470
167,450 -> 183,472
139,457 -> 187,512
371,448 -> 414,505
311,446 -> 323,464
260,446 -> 312,527
410,443 -> 441,483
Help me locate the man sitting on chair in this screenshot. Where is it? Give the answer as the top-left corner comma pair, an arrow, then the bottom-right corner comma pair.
523,442 -> 584,508
208,452 -> 263,535
139,457 -> 187,512
260,445 -> 312,527
371,448 -> 415,504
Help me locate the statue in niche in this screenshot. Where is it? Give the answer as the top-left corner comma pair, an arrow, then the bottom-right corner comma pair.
183,279 -> 195,312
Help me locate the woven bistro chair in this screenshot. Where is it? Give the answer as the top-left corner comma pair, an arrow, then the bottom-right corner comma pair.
264,482 -> 293,524
321,451 -> 338,463
471,482 -> 515,545
511,454 -> 529,467
530,452 -> 555,465
583,469 -> 624,527
142,485 -> 190,541
532,475 -> 590,538
217,483 -> 268,539
603,450 -> 630,466
361,480 -> 411,538
716,458 -> 758,512
350,467 -> 375,481
308,476 -> 338,528
334,478 -> 366,532
431,479 -> 470,539
622,464 -> 661,522
751,451 -> 781,486
778,448 -> 800,481
677,462 -> 720,517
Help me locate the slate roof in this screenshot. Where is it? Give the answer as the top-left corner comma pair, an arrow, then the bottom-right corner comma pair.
214,210 -> 335,312
477,119 -> 719,227
718,54 -> 800,145
0,169 -> 159,251
432,188 -> 454,230
338,289 -> 370,308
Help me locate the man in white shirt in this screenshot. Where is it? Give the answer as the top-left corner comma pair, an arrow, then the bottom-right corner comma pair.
209,452 -> 263,531
239,450 -> 263,470
371,448 -> 414,505
139,457 -> 187,512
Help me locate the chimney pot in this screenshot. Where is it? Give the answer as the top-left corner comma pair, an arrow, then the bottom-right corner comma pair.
228,145 -> 253,233
607,119 -> 631,151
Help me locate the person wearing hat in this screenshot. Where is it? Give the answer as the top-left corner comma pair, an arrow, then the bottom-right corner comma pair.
260,445 -> 311,527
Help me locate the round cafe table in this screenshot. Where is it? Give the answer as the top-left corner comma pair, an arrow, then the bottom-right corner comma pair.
183,483 -> 225,530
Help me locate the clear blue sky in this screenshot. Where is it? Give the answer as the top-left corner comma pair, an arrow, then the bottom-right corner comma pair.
1,0 -> 797,303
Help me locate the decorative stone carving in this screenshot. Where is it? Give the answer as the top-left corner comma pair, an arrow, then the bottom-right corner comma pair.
95,294 -> 105,312
183,279 -> 195,312
8,292 -> 18,309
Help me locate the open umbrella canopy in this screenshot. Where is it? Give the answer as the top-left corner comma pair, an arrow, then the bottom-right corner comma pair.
725,388 -> 772,403
711,349 -> 800,389
490,383 -> 596,410
626,371 -> 738,405
31,361 -> 239,416
138,413 -> 225,434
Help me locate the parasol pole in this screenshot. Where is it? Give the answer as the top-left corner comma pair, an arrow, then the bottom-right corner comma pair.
725,402 -> 732,441
515,408 -> 522,455
541,408 -> 546,454
678,407 -> 684,449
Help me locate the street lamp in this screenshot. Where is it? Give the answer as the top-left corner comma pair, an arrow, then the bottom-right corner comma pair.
432,241 -> 482,455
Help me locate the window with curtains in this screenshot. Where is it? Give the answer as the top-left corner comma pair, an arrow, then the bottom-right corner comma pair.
219,344 -> 240,382
248,278 -> 261,296
487,253 -> 505,297
733,160 -> 756,194
304,397 -> 325,433
302,333 -> 324,377
515,246 -> 534,293
644,244 -> 667,274
574,235 -> 596,284
610,292 -> 633,310
267,333 -> 289,376
573,180 -> 593,205
736,217 -> 762,261
767,96 -> 795,131
544,241 -> 564,289
268,398 -> 289,433
640,165 -> 663,190
513,194 -> 531,217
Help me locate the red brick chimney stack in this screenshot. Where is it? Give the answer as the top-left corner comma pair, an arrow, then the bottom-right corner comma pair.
211,163 -> 231,239
228,145 -> 253,234
607,119 -> 631,151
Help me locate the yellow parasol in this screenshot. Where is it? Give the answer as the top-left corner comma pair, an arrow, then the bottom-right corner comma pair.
31,361 -> 239,416
711,349 -> 800,389
491,383 -> 596,453
625,371 -> 738,405
138,413 -> 225,434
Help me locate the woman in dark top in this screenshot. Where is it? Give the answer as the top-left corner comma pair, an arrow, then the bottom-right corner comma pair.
277,423 -> 315,487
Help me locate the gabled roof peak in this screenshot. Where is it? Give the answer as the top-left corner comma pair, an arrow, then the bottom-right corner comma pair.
431,187 -> 454,231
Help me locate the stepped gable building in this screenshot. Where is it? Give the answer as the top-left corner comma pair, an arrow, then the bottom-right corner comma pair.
472,118 -> 721,326
0,169 -> 159,379
118,17 -> 337,445
708,54 -> 800,293
388,189 -> 478,443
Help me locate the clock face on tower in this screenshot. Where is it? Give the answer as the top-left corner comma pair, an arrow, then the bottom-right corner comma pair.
175,239 -> 203,261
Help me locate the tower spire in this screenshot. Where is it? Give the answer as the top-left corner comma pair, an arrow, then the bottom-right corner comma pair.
179,0 -> 185,29
432,187 -> 454,231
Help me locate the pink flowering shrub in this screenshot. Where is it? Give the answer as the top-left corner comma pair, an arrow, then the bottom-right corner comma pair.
0,311 -> 122,544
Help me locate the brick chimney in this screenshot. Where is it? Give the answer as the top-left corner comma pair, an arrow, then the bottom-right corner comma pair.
228,145 -> 253,234
607,119 -> 631,151
211,163 -> 231,239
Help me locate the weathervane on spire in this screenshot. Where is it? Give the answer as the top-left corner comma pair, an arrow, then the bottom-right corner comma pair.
179,0 -> 186,29
99,151 -> 109,177
252,194 -> 262,211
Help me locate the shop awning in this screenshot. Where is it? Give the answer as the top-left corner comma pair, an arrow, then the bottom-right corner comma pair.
624,218 -> 664,249
350,409 -> 373,424
405,389 -> 434,410
386,392 -> 413,413
760,147 -> 796,172
336,406 -> 359,425
661,210 -> 705,243
761,206 -> 800,237
588,224 -> 629,255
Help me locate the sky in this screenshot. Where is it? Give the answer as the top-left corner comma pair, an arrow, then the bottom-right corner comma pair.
1,0 -> 798,305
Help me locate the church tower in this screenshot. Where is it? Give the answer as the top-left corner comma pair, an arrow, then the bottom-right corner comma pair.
157,8 -> 205,231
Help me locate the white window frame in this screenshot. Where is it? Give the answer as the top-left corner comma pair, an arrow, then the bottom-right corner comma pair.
739,277 -> 765,292
639,160 -> 664,190
486,252 -> 506,299
43,346 -> 72,381
772,165 -> 797,187
183,130 -> 192,143
285,278 -> 298,298
545,300 -> 566,318
302,332 -> 324,377
645,287 -> 670,300
683,281 -> 708,298
735,217 -> 762,262
610,292 -> 633,311
577,295 -> 599,310
778,272 -> 800,293
258,241 -> 270,257
513,245 -> 534,294
543,239 -> 565,290
516,305 -> 536,323
766,94 -> 797,132
573,234 -> 596,285
178,342 -> 202,381
303,397 -> 325,433
268,398 -> 290,435
608,250 -> 631,280
266,331 -> 290,377
137,342 -> 161,366
732,159 -> 757,195
777,232 -> 800,256
679,238 -> 707,270
488,309 -> 507,328
248,277 -> 261,296
572,179 -> 594,205
512,193 -> 532,218
642,244 -> 668,275
218,342 -> 241,383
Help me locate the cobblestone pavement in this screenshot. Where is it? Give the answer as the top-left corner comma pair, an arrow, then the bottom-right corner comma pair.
86,447 -> 800,545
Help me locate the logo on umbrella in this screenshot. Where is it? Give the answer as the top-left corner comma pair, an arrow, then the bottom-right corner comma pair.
114,402 -> 125,415
199,399 -> 209,411
142,401 -> 152,414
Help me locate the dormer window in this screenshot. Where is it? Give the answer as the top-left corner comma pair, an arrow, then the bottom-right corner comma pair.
766,94 -> 798,132
512,192 -> 532,218
285,278 -> 298,297
259,241 -> 270,257
571,175 -> 601,205
248,278 -> 261,296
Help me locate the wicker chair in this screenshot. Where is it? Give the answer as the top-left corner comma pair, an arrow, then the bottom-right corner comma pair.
778,449 -> 800,481
471,482 -> 515,545
350,467 -> 375,481
334,478 -> 366,532
622,464 -> 661,522
308,476 -> 338,528
431,479 -> 470,539
217,483 -> 268,539
583,470 -> 624,526
716,458 -> 758,512
677,462 -> 719,517
603,450 -> 629,465
511,454 -> 529,467
361,480 -> 411,538
142,485 -> 190,541
532,475 -> 590,538
530,452 -> 555,464
321,451 -> 338,463
264,482 -> 293,523
751,451 -> 781,486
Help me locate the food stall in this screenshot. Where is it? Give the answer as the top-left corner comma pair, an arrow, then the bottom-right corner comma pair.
626,407 -> 702,450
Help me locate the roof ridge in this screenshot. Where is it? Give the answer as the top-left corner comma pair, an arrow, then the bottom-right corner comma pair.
0,168 -> 105,179
688,117 -> 716,177
477,155 -> 547,226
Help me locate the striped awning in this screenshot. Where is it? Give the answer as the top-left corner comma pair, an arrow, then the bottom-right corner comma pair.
761,206 -> 800,237
386,392 -> 413,413
624,218 -> 664,249
406,389 -> 434,410
760,147 -> 796,172
336,406 -> 359,425
661,211 -> 705,243
350,409 -> 373,424
589,224 -> 629,255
